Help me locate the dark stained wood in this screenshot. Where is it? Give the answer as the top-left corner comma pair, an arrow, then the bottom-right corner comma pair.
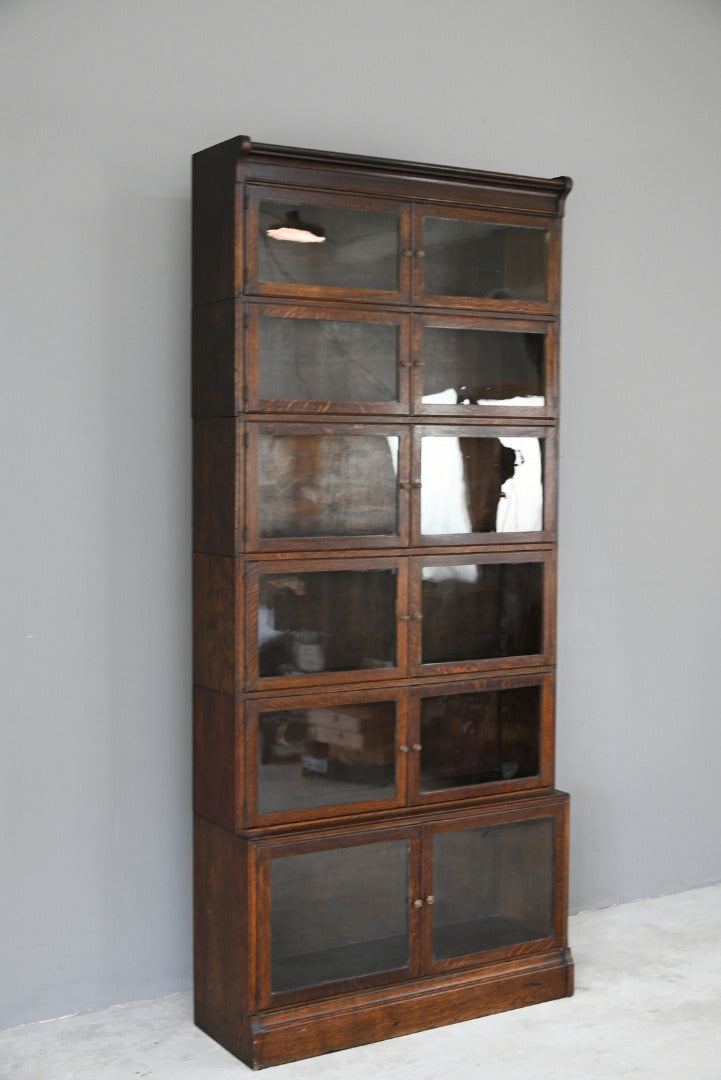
192,135 -> 572,1068
193,817 -> 253,1062
192,553 -> 239,695
193,686 -> 241,831
192,136 -> 249,305
251,947 -> 572,1068
192,299 -> 238,418
193,418 -> 241,556
245,785 -> 569,843
194,796 -> 571,1069
243,139 -> 571,216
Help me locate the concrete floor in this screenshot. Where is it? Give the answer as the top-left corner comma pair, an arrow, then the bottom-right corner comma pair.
2,883 -> 720,1080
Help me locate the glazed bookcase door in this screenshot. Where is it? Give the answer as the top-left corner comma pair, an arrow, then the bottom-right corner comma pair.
411,424 -> 556,546
412,205 -> 559,314
257,826 -> 421,1007
408,673 -> 554,806
246,687 -> 409,825
247,303 -> 411,416
412,314 -> 557,418
409,551 -> 555,677
420,802 -> 568,973
246,422 -> 411,551
247,186 -> 412,304
246,557 -> 410,690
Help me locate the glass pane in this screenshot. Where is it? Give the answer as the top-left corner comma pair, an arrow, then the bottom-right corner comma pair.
258,568 -> 397,677
421,562 -> 543,664
259,315 -> 399,404
258,431 -> 399,539
258,200 -> 400,291
271,838 -> 409,993
423,216 -> 548,302
432,818 -> 554,960
420,434 -> 543,536
419,686 -> 541,792
422,326 -> 544,407
258,701 -> 397,814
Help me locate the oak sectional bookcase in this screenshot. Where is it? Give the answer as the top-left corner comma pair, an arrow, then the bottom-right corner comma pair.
192,135 -> 573,1069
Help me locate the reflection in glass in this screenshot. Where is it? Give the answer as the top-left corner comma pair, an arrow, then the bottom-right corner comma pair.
258,200 -> 400,291
419,686 -> 541,792
423,216 -> 548,302
420,434 -> 543,536
258,701 -> 397,815
258,315 -> 399,403
271,839 -> 409,993
258,568 -> 397,677
258,431 -> 399,539
422,326 -> 545,406
265,209 -> 326,243
421,562 -> 543,663
432,818 -> 554,960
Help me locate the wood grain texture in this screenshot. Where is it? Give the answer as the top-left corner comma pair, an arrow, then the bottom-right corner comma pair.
193,687 -> 241,831
193,417 -> 241,556
250,949 -> 571,1068
192,135 -> 572,1068
193,817 -> 253,1062
193,796 -> 571,1068
192,553 -> 239,695
192,300 -> 238,418
243,139 -> 571,216
192,136 -> 249,305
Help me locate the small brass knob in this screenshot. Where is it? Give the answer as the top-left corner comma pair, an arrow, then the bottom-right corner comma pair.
412,743 -> 422,752
416,249 -> 426,258
426,894 -> 435,905
399,745 -> 410,753
413,898 -> 424,909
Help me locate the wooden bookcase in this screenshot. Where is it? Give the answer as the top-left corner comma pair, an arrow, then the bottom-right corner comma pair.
192,136 -> 573,1069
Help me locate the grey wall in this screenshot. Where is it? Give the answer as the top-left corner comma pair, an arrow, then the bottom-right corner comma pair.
2,0 -> 721,1031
